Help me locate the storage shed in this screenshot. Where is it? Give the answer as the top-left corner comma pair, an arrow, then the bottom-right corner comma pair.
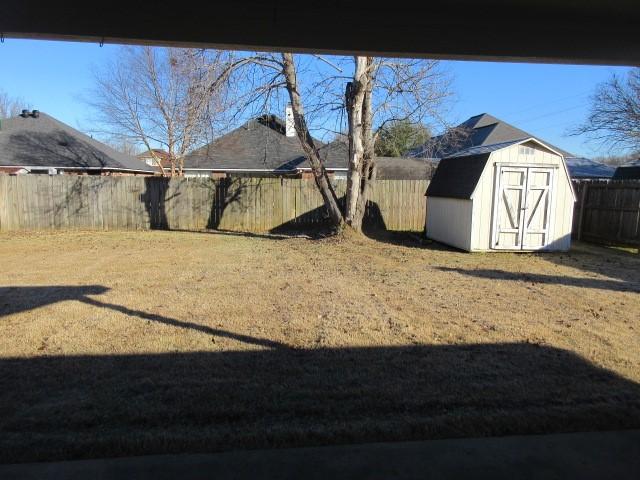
425,138 -> 576,252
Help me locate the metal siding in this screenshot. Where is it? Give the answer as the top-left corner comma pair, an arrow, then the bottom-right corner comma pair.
426,197 -> 473,251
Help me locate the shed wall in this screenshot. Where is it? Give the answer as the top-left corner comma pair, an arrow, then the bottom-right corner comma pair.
425,197 -> 473,251
470,143 -> 574,251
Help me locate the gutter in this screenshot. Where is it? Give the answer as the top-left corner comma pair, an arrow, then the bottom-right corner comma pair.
0,165 -> 156,174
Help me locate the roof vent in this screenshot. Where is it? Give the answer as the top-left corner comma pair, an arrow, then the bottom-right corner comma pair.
31,110 -> 40,118
21,109 -> 30,118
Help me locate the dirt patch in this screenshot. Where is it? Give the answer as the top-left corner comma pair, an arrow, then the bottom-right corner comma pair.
0,230 -> 639,462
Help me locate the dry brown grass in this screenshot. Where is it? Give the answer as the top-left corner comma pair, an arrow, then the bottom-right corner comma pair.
0,229 -> 639,462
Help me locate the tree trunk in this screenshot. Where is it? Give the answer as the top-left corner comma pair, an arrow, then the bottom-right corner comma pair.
345,56 -> 376,232
281,53 -> 344,228
354,59 -> 377,228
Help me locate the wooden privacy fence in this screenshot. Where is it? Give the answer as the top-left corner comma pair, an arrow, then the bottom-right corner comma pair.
0,176 -> 428,233
572,180 -> 640,247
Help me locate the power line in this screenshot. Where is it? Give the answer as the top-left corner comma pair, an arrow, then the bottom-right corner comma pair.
516,104 -> 585,126
504,89 -> 592,118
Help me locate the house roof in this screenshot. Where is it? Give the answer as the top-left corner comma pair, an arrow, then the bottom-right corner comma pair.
137,149 -> 172,169
138,149 -> 171,161
183,115 -> 429,178
184,115 -> 346,172
613,159 -> 640,179
374,157 -> 437,180
413,113 -> 574,159
566,157 -> 615,179
0,112 -> 156,173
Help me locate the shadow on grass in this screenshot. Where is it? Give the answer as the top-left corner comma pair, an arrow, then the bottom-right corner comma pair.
436,266 -> 640,293
0,286 -> 286,350
1,285 -> 639,463
541,242 -> 640,285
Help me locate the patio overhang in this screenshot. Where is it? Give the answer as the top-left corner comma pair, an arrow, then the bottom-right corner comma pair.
1,1 -> 639,65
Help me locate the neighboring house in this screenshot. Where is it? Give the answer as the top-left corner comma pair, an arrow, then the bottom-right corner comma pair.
565,157 -> 615,180
137,149 -> 172,172
414,113 -> 609,180
0,110 -> 156,176
413,113 -> 573,158
612,159 -> 640,180
425,138 -> 576,252
182,114 -> 432,179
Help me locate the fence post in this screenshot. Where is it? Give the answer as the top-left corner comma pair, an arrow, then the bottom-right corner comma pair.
576,182 -> 588,241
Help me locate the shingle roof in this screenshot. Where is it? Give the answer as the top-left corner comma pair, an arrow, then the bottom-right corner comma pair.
374,157 -> 437,179
566,157 -> 615,179
413,113 -> 574,159
183,116 -> 428,178
0,112 -> 155,173
184,116 -> 347,171
613,159 -> 640,179
425,153 -> 490,199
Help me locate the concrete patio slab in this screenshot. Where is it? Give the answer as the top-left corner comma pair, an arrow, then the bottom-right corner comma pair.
1,429 -> 639,480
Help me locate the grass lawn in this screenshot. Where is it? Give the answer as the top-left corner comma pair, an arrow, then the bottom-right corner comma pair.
0,229 -> 639,462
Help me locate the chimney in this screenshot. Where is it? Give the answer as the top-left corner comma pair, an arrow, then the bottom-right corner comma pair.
285,103 -> 296,137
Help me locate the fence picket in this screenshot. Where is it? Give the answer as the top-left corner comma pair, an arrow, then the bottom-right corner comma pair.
0,175 -> 429,234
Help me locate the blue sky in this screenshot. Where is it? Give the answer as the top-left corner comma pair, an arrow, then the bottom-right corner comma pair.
0,39 -> 633,158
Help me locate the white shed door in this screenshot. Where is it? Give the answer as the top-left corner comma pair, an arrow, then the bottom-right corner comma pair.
492,166 -> 554,250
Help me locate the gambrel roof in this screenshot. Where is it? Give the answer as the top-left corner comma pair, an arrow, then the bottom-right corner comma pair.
426,137 -> 573,200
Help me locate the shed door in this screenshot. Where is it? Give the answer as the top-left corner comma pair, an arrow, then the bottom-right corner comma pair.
492,166 -> 554,250
521,168 -> 553,249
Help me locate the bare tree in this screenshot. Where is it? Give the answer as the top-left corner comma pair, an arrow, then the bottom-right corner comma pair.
411,125 -> 472,159
573,68 -> 640,152
104,137 -> 141,157
238,53 -> 453,232
0,90 -> 29,118
87,46 -> 241,176
281,53 -> 344,226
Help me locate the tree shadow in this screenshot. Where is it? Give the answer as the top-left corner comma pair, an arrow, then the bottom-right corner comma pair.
0,285 -> 109,316
0,286 -> 285,350
206,177 -> 261,230
141,176 -> 170,229
540,242 -> 640,286
270,197 -> 425,242
135,176 -> 428,241
435,266 -> 640,293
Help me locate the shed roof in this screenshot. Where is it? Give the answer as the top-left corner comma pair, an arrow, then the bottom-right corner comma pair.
0,112 -> 155,173
444,139 -> 525,158
425,153 -> 490,199
426,137 -> 568,199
